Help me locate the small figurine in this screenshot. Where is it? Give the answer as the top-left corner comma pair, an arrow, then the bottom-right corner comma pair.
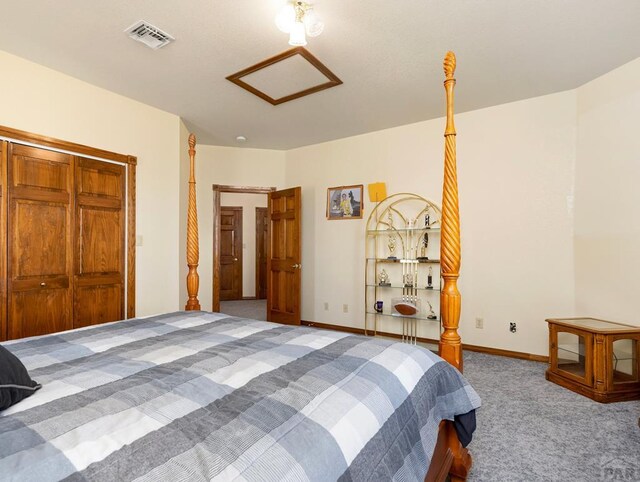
387,234 -> 397,259
427,266 -> 433,289
403,273 -> 414,288
424,208 -> 431,229
418,231 -> 429,260
426,301 -> 437,320
378,269 -> 390,286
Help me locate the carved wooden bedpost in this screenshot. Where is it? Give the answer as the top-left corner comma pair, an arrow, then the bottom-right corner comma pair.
185,133 -> 201,310
439,51 -> 463,372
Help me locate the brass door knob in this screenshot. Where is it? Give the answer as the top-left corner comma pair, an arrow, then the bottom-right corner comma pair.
40,282 -> 46,287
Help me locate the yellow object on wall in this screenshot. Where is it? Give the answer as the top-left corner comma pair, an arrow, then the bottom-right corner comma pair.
368,182 -> 387,202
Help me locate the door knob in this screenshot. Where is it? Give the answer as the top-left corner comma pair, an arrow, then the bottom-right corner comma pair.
292,264 -> 301,269
234,258 -> 238,261
40,282 -> 46,287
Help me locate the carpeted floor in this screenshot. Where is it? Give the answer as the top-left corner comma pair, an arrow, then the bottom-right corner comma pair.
220,299 -> 267,321
463,351 -> 640,481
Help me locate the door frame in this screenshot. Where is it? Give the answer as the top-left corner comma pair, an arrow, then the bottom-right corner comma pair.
212,184 -> 275,312
255,207 -> 268,300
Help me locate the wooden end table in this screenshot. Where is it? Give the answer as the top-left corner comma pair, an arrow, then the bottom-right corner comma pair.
545,317 -> 640,403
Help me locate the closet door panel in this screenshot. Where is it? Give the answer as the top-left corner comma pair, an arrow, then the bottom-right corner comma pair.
10,290 -> 71,338
74,158 -> 125,328
8,144 -> 73,339
12,201 -> 68,277
79,208 -> 122,274
74,285 -> 122,328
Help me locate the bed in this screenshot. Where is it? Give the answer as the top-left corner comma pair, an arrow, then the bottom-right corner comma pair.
0,52 -> 479,481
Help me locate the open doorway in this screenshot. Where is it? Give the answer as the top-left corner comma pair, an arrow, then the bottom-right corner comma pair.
214,185 -> 274,322
213,184 -> 302,325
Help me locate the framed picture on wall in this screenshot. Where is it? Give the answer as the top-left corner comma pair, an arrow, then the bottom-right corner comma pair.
326,185 -> 364,220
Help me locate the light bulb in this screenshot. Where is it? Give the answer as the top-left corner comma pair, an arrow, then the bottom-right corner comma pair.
303,8 -> 324,37
275,4 -> 295,33
288,20 -> 307,46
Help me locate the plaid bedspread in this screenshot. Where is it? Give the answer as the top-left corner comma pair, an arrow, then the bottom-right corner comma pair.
1,311 -> 480,481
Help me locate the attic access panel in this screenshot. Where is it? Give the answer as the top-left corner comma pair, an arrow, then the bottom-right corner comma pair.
226,47 -> 342,106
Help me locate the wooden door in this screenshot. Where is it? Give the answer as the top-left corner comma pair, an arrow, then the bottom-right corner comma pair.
267,187 -> 301,325
255,207 -> 268,300
7,144 -> 73,339
220,207 -> 242,301
74,157 -> 125,328
0,142 -> 8,341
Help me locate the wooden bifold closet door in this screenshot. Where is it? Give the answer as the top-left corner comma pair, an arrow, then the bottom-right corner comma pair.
74,157 -> 125,328
8,144 -> 74,339
6,144 -> 126,339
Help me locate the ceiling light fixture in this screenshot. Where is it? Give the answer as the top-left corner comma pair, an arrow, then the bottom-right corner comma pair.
275,1 -> 324,47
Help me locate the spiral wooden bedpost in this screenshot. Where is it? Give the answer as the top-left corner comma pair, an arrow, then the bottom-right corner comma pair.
439,51 -> 463,372
185,133 -> 201,311
438,51 -> 473,482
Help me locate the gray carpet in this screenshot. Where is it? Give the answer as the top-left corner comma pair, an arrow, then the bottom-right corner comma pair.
220,299 -> 267,321
463,351 -> 640,481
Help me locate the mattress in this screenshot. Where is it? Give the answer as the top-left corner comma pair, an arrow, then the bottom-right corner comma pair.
0,311 -> 480,481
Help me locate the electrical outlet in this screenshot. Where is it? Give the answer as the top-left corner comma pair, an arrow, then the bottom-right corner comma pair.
323,302 -> 329,311
343,304 -> 348,313
475,317 -> 484,329
510,322 -> 517,333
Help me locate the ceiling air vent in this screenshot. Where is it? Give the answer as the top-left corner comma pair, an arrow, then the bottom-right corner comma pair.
125,21 -> 174,50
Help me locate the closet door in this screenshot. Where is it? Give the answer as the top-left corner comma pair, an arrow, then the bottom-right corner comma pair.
8,144 -> 73,339
74,157 -> 125,328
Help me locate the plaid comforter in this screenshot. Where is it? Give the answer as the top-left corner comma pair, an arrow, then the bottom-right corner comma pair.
1,311 -> 480,481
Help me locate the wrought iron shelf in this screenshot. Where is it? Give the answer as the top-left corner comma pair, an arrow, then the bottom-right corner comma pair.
366,310 -> 441,322
366,284 -> 440,292
366,227 -> 441,235
366,258 -> 440,264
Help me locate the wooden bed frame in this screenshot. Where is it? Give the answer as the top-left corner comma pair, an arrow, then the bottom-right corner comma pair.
183,51 -> 470,482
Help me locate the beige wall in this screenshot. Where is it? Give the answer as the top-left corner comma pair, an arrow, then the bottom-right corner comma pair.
0,50 -> 182,317
219,193 -> 268,298
575,57 -> 640,326
286,91 -> 578,356
179,144 -> 286,311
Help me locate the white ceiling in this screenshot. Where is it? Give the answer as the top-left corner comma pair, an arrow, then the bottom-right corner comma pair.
0,1 -> 638,150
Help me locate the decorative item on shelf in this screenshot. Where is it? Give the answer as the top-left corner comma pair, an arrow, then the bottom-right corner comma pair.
426,266 -> 434,289
426,301 -> 437,320
424,208 -> 431,229
417,231 -> 429,260
387,233 -> 397,259
403,273 -> 414,288
378,269 -> 391,286
373,300 -> 384,313
326,185 -> 363,220
394,299 -> 418,316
